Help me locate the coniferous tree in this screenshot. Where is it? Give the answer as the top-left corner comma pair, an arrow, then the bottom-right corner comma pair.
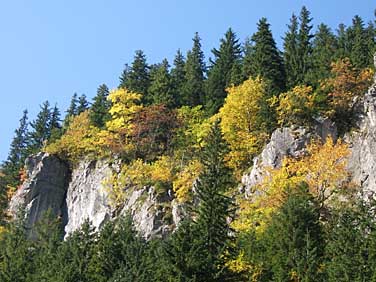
348,15 -> 371,68
148,59 -> 175,107
182,32 -> 206,107
28,101 -> 51,153
63,93 -> 78,128
171,49 -> 186,107
243,18 -> 285,94
297,6 -> 314,84
48,104 -> 62,143
335,23 -> 351,60
123,50 -> 150,103
168,121 -> 238,281
206,28 -> 242,115
77,94 -> 89,114
0,215 -> 34,282
89,84 -> 111,128
306,23 -> 338,85
119,63 -> 131,89
283,13 -> 300,88
2,110 -> 29,186
263,184 -> 324,281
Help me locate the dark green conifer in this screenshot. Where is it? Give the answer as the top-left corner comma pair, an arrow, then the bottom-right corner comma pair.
206,28 -> 242,114
263,184 -> 324,281
171,49 -> 186,107
2,110 -> 29,186
123,50 -> 150,103
283,13 -> 300,88
77,94 -> 89,114
349,15 -> 371,68
297,6 -> 314,84
48,104 -> 62,143
182,32 -> 206,107
28,101 -> 51,153
89,84 -> 111,128
307,23 -> 338,85
63,93 -> 78,128
148,59 -> 175,107
243,18 -> 285,94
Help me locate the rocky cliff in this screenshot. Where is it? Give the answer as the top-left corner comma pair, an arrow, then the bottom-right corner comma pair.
9,155 -> 179,239
9,57 -> 376,239
242,57 -> 376,197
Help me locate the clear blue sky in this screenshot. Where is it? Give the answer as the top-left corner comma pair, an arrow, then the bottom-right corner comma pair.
0,0 -> 375,161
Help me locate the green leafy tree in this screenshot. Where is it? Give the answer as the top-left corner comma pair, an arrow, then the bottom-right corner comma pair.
182,33 -> 206,107
89,84 -> 111,128
148,59 -> 175,107
243,18 -> 285,95
206,28 -> 242,115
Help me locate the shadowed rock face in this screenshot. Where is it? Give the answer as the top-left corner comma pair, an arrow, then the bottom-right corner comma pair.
8,153 -> 69,238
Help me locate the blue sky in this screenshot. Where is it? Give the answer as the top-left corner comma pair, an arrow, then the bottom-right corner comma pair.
0,0 -> 375,161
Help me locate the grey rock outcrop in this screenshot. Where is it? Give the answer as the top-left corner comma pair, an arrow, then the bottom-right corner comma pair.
9,154 -> 180,239
64,158 -> 114,236
8,153 -> 69,238
347,71 -> 376,195
242,118 -> 337,196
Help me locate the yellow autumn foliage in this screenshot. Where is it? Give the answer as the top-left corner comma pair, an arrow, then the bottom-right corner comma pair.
271,85 -> 317,126
104,156 -> 175,207
233,137 -> 350,233
46,111 -> 105,163
219,77 -> 268,176
172,159 -> 203,202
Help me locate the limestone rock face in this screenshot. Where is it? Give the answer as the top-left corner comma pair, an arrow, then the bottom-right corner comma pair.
64,158 -> 114,236
347,78 -> 376,195
242,118 -> 337,196
9,154 -> 180,239
8,153 -> 69,238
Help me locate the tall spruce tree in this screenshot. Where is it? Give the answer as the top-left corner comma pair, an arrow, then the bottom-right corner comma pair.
48,104 -> 62,143
182,32 -> 206,107
206,28 -> 242,115
263,184 -> 324,281
283,7 -> 314,88
306,23 -> 338,85
118,63 -> 131,89
28,101 -> 51,153
89,84 -> 111,128
348,15 -> 371,68
166,121 -> 238,281
77,94 -> 89,114
123,50 -> 150,103
170,49 -> 186,107
63,93 -> 78,128
148,59 -> 175,107
243,18 -> 285,95
2,110 -> 29,186
297,6 -> 314,84
283,13 -> 300,88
